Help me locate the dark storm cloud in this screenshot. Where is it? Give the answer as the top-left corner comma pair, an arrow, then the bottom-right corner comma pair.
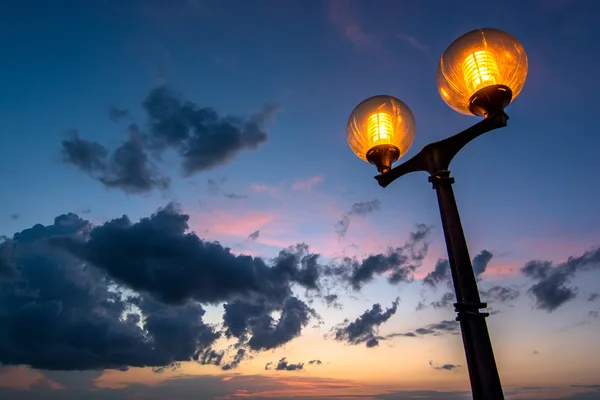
521,248 -> 600,311
423,250 -> 494,289
221,348 -> 246,371
61,129 -> 169,194
472,249 -> 493,277
273,357 -> 304,371
61,131 -> 108,173
99,136 -> 170,194
61,87 -> 277,194
333,223 -> 432,290
108,106 -> 130,122
423,259 -> 450,288
335,199 -> 381,238
152,363 -> 181,374
196,347 -> 224,367
480,285 -> 520,304
0,215 -> 219,370
223,296 -> 315,351
0,256 -> 17,281
387,319 -> 460,338
429,361 -> 460,371
431,292 -> 454,309
334,298 -> 399,347
54,205 -> 322,306
142,86 -> 277,176
248,230 -> 260,241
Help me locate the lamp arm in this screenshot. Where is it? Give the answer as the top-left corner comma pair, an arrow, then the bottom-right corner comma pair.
375,112 -> 509,188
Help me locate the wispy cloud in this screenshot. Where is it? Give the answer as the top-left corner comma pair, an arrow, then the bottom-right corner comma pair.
429,360 -> 461,371
398,33 -> 429,51
292,176 -> 324,191
327,0 -> 385,56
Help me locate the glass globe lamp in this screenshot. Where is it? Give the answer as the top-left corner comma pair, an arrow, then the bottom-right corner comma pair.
346,95 -> 416,173
437,28 -> 528,117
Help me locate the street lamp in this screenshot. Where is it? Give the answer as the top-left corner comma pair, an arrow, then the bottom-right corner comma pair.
346,28 -> 528,400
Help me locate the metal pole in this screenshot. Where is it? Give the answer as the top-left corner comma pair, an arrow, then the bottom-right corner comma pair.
429,170 -> 504,400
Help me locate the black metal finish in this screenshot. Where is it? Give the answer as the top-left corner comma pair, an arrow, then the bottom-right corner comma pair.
373,112 -> 511,400
468,85 -> 512,118
375,112 -> 508,187
366,144 -> 400,174
430,170 -> 504,400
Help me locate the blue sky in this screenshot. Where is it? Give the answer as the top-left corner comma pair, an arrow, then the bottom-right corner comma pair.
1,1 -> 599,399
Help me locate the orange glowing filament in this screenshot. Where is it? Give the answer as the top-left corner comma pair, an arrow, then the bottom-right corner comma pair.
462,50 -> 500,92
367,112 -> 394,144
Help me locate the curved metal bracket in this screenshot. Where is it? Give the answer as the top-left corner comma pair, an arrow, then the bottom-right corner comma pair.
375,112 -> 509,188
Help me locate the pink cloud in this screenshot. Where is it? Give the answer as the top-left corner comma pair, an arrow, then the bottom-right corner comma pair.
249,183 -> 282,198
0,366 -> 65,391
291,176 -> 324,192
327,0 -> 385,55
191,209 -> 279,240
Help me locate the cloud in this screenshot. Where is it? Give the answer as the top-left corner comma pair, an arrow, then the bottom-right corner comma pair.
308,359 -> 322,365
480,285 -> 520,304
429,360 -> 460,371
588,293 -> 599,302
206,178 -> 220,196
423,250 -> 493,288
397,33 -> 429,51
53,205 -> 322,306
521,248 -> 600,311
332,223 -> 431,290
328,0 -> 384,55
9,214 -> 19,220
423,259 -> 450,288
61,87 -> 277,194
143,86 -> 277,176
223,296 -> 315,351
387,319 -> 460,338
472,250 -> 493,277
0,215 -> 219,370
589,311 -> 599,318
431,292 -> 454,309
334,298 -> 399,347
221,348 -> 246,371
292,176 -> 323,191
61,128 -> 170,194
60,130 -> 108,173
108,106 -> 130,122
0,205 -> 442,373
247,230 -> 260,241
1,205 -> 353,371
224,193 -> 248,200
335,199 -> 381,239
273,357 -> 304,371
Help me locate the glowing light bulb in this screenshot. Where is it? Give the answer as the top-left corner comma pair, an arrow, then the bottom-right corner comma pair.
461,50 -> 500,93
367,112 -> 394,145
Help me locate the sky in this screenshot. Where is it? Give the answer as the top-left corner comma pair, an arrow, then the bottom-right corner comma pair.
0,0 -> 599,399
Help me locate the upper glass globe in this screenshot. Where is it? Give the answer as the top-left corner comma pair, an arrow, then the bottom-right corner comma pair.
346,95 -> 416,170
437,28 -> 528,116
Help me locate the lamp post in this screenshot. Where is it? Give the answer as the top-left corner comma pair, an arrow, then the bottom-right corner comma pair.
346,29 -> 528,400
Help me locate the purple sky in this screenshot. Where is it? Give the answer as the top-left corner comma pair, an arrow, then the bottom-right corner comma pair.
0,1 -> 599,399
